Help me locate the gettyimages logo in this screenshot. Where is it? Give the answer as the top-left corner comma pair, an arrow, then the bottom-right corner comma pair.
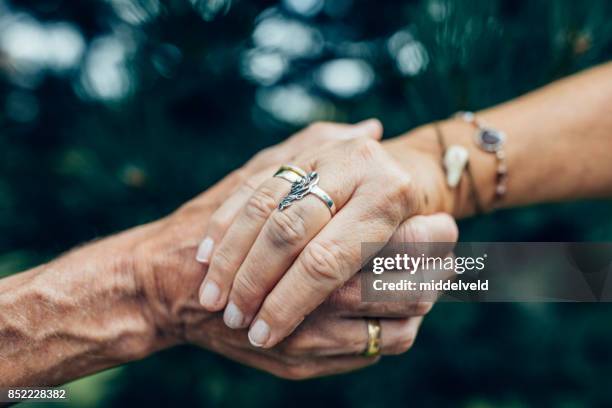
371,253 -> 487,275
360,242 -> 612,302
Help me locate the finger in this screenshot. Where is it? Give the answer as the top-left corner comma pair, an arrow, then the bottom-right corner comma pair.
269,354 -> 377,380
195,168 -> 274,264
249,183 -> 454,347
327,275 -> 435,318
389,213 -> 458,245
288,119 -> 383,151
282,314 -> 423,357
196,119 -> 384,264
223,186 -> 332,328
247,192 -> 405,348
379,317 -> 423,355
291,355 -> 377,379
182,314 -> 379,379
218,137 -> 383,325
199,122 -> 383,313
225,147 -> 370,328
222,154 -> 365,328
198,176 -> 290,312
243,118 -> 383,174
219,150 -> 363,326
197,339 -> 377,380
328,213 -> 458,318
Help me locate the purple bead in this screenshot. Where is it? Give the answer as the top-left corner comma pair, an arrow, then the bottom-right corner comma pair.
482,130 -> 500,145
476,128 -> 505,152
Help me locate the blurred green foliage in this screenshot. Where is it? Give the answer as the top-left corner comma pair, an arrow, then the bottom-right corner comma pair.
2,0 -> 612,406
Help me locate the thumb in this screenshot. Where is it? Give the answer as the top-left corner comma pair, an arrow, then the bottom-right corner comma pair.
390,213 -> 459,258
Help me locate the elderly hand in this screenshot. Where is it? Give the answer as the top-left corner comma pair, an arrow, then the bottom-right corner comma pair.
196,120 -> 451,348
144,195 -> 455,378
135,120 -> 454,379
187,215 -> 453,379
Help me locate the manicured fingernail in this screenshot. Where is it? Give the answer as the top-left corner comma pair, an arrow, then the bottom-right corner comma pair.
223,302 -> 244,329
199,281 -> 220,308
248,319 -> 270,347
195,237 -> 214,263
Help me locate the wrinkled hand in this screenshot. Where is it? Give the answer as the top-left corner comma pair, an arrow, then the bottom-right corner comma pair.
134,120 -> 455,379
196,120 -> 450,348
144,202 -> 455,379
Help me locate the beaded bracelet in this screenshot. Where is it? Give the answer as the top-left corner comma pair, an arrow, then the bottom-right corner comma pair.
455,111 -> 508,206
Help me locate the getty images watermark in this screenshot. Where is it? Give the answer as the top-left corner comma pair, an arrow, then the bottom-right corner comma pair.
360,242 -> 612,302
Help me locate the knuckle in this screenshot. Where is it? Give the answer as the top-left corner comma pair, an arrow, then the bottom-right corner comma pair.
413,300 -> 433,316
280,334 -> 313,356
208,213 -> 231,235
388,171 -> 414,210
396,335 -> 416,354
242,176 -> 262,193
325,283 -> 360,311
248,147 -> 283,169
231,273 -> 262,308
209,248 -> 235,278
352,138 -> 381,162
262,295 -> 298,328
375,171 -> 414,221
246,187 -> 278,220
252,147 -> 273,162
299,241 -> 346,286
282,364 -> 314,380
394,172 -> 414,201
401,217 -> 432,244
389,326 -> 417,355
307,121 -> 332,134
267,209 -> 307,248
232,168 -> 249,184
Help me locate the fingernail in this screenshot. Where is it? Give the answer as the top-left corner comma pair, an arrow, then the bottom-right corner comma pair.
223,302 -> 244,329
199,281 -> 220,308
195,237 -> 214,263
248,319 -> 270,347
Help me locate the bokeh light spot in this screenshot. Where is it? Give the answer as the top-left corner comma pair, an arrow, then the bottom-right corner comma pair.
79,36 -> 132,101
241,49 -> 287,85
315,58 -> 374,98
253,14 -> 323,59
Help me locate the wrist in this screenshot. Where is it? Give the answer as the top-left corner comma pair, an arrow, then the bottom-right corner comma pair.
383,125 -> 456,216
80,228 -> 173,360
130,214 -> 217,351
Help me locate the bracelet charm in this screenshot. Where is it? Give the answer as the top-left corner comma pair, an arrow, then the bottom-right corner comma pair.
456,111 -> 508,205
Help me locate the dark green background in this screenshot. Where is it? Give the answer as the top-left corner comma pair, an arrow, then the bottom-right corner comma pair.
2,0 -> 612,406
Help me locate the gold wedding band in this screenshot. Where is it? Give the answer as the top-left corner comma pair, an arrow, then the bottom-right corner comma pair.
274,164 -> 307,178
362,318 -> 382,357
274,165 -> 337,216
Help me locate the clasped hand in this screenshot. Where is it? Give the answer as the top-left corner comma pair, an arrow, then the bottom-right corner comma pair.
132,120 -> 457,378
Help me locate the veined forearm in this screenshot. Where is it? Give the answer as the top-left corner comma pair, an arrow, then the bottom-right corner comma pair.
0,230 -> 158,387
0,170 -> 244,387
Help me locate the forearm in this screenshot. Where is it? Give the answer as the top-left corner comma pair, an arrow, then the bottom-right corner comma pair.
385,62 -> 612,217
0,225 -> 169,387
0,169 -> 245,387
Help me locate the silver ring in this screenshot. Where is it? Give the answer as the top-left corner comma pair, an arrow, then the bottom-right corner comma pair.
274,167 -> 337,216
